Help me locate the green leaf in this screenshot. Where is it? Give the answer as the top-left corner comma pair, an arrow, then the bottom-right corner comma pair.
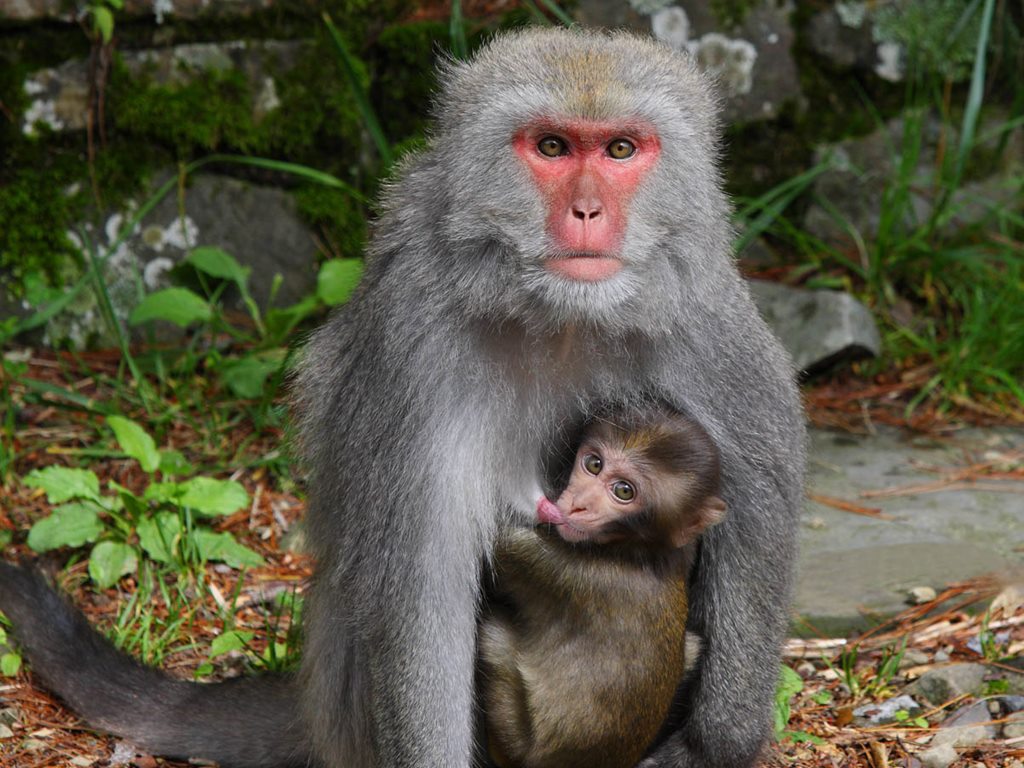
178,477 -> 248,516
23,466 -> 101,503
107,415 -> 160,473
264,295 -> 318,343
113,484 -> 148,520
209,629 -> 254,658
129,288 -> 212,328
220,354 -> 284,399
137,512 -> 180,563
193,529 -> 263,569
27,503 -> 104,552
105,0 -> 124,8
143,480 -> 181,504
1,652 -> 21,677
776,665 -> 804,699
158,450 -> 193,477
92,6 -> 113,43
185,247 -> 251,287
773,665 -> 803,738
317,259 -> 363,306
88,541 -> 138,588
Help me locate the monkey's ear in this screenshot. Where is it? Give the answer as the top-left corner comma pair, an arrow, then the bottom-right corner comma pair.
670,497 -> 727,549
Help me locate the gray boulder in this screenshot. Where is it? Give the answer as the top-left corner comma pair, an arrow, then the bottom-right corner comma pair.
747,279 -> 881,375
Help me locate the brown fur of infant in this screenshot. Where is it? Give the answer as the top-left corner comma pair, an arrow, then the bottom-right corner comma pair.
479,407 -> 726,768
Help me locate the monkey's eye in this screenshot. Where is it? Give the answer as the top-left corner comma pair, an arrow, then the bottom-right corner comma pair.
537,136 -> 568,157
582,453 -> 603,475
607,139 -> 636,159
611,481 -> 636,502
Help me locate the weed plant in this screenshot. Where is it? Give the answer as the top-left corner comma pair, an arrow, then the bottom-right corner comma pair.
737,0 -> 1023,413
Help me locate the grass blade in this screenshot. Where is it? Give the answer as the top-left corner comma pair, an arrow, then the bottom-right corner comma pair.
522,0 -> 552,25
322,12 -> 393,168
952,0 -> 996,187
536,0 -> 574,26
450,0 -> 469,60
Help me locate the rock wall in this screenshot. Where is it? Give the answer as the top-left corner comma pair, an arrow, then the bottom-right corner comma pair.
1,0 -> 1020,348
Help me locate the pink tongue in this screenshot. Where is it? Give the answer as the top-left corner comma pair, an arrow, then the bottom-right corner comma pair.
536,498 -> 563,525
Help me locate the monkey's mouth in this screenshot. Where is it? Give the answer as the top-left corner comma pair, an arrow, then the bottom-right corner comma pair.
545,252 -> 623,283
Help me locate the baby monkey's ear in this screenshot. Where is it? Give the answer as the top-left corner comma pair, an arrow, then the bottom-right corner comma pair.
670,496 -> 726,549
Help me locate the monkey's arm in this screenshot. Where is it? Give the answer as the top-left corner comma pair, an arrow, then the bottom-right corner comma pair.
298,342 -> 493,768
642,301 -> 805,768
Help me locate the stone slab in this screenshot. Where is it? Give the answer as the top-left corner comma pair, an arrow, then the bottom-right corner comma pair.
795,426 -> 1024,634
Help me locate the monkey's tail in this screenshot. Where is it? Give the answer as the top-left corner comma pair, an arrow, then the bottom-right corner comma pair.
0,562 -> 313,768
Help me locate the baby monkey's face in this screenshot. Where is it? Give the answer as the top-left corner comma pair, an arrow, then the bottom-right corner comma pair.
536,442 -> 647,545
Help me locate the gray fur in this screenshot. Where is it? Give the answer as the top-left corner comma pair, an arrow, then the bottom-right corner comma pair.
0,27 -> 803,768
296,26 -> 803,768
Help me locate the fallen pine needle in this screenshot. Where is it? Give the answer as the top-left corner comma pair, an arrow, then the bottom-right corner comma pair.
808,492 -> 894,519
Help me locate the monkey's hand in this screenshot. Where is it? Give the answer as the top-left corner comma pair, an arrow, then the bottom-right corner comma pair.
637,727 -> 764,768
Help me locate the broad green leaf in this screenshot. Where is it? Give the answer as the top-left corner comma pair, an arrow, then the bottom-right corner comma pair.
193,529 -> 263,569
137,512 -> 180,563
316,259 -> 363,306
209,630 -> 254,658
27,503 -> 104,552
1,653 -> 21,677
143,480 -> 181,504
106,0 -> 124,8
110,481 -> 148,520
185,247 -> 251,287
264,295 -> 318,343
158,450 -> 193,476
178,477 -> 248,517
88,541 -> 137,588
220,354 -> 283,399
107,415 -> 160,472
129,288 -> 212,328
92,6 -> 113,43
23,466 -> 101,503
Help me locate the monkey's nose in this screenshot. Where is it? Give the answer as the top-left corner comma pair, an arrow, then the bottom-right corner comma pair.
571,203 -> 602,221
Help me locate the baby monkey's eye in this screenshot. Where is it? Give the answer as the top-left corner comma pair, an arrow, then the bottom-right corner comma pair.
611,481 -> 636,502
538,136 -> 568,157
582,453 -> 603,475
607,139 -> 636,159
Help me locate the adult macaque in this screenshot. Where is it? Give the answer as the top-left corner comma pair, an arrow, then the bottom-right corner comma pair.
480,407 -> 726,768
0,28 -> 804,768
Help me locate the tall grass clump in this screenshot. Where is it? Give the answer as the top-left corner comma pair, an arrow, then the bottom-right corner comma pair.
740,0 -> 1023,413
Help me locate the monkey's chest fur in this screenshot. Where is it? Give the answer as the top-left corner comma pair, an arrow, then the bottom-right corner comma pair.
478,528 -> 689,768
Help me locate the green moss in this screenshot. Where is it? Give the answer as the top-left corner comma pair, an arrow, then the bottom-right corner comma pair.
258,31 -> 368,168
709,0 -> 759,28
0,156 -> 81,285
293,185 -> 367,260
370,21 -> 448,142
109,61 -> 261,154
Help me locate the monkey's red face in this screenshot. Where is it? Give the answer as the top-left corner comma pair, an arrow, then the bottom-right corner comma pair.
513,119 -> 661,283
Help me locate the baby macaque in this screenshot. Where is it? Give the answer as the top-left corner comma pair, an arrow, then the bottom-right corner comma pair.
478,407 -> 727,768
